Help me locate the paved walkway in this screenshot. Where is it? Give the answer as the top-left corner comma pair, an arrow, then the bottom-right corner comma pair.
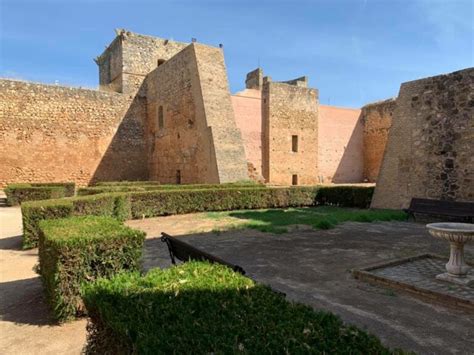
131,215 -> 474,354
1,206 -> 473,354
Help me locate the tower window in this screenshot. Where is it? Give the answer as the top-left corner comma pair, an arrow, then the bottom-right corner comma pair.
292,174 -> 298,186
157,59 -> 166,66
292,135 -> 298,152
158,106 -> 164,129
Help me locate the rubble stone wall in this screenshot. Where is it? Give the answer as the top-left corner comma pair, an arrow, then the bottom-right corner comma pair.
0,79 -> 148,187
372,68 -> 474,209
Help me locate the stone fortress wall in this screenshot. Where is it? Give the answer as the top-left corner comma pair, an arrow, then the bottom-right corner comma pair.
145,43 -> 248,184
96,29 -> 187,95
262,78 -> 319,185
1,28 -> 471,208
372,68 -> 474,209
0,79 -> 147,187
318,105 -> 363,184
361,99 -> 396,182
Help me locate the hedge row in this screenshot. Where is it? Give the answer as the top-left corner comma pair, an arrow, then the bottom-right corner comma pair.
21,193 -> 130,249
39,216 -> 145,321
316,185 -> 374,208
94,180 -> 258,187
129,186 -> 316,218
82,262 -> 398,354
5,182 -> 75,205
21,186 -> 375,249
78,182 -> 264,196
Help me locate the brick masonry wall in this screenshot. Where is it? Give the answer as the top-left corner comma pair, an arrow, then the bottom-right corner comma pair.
318,105 -> 363,183
372,68 -> 474,209
231,89 -> 263,179
0,79 -> 148,187
360,98 -> 396,182
145,44 -> 248,184
262,81 -> 318,185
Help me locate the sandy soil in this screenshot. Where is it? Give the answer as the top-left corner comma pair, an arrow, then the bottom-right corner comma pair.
0,206 -> 87,355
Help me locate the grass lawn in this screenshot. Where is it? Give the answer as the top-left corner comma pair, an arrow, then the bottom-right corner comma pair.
204,206 -> 407,234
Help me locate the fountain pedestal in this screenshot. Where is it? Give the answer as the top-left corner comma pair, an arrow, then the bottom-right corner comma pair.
426,222 -> 474,286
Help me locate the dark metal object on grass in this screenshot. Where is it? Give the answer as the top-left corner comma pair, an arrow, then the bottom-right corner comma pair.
161,232 -> 246,275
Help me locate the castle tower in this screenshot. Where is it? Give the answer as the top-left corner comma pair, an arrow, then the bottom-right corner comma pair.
95,29 -> 188,95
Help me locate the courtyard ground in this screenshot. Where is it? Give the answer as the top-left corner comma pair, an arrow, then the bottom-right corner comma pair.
0,206 -> 473,354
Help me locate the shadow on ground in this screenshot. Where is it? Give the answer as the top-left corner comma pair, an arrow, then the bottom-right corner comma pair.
0,277 -> 54,326
0,235 -> 23,250
138,221 -> 474,354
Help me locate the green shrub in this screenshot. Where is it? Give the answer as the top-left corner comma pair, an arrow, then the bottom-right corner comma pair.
79,182 -> 264,196
129,186 -> 318,218
82,262 -> 399,354
21,194 -> 131,249
39,216 -> 145,322
21,185 -> 376,249
32,182 -> 75,197
77,186 -> 148,196
95,180 -> 162,187
316,186 -> 375,208
5,182 -> 75,205
21,199 -> 74,249
71,194 -> 116,217
5,185 -> 66,206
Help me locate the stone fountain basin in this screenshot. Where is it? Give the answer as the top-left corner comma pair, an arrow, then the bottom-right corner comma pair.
427,222 -> 474,242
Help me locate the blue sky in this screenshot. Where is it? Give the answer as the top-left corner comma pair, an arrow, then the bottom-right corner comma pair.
1,0 -> 472,107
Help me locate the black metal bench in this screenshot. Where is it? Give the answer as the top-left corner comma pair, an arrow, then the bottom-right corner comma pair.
403,198 -> 474,223
161,233 -> 246,275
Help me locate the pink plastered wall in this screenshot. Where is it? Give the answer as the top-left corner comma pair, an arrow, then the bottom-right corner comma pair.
231,89 -> 263,177
318,105 -> 363,183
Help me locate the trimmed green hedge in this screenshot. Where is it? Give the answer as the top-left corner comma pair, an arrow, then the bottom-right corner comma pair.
94,180 -> 162,187
78,182 -> 264,196
21,193 -> 131,249
21,186 -> 375,249
129,186 -> 317,218
32,182 -> 75,197
316,186 -> 374,208
5,182 -> 75,206
39,216 -> 145,322
22,199 -> 74,249
82,262 -> 399,354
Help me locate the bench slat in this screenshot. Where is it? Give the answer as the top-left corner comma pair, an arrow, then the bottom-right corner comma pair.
407,198 -> 474,222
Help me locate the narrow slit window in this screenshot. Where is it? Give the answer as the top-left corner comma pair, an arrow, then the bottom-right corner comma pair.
292,174 -> 298,186
176,170 -> 182,184
158,106 -> 164,129
292,135 -> 298,152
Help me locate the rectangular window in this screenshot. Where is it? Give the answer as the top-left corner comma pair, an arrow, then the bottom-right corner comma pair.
292,135 -> 298,152
292,174 -> 298,186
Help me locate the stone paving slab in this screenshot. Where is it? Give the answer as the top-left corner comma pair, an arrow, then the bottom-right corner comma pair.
135,218 -> 474,354
353,254 -> 473,311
